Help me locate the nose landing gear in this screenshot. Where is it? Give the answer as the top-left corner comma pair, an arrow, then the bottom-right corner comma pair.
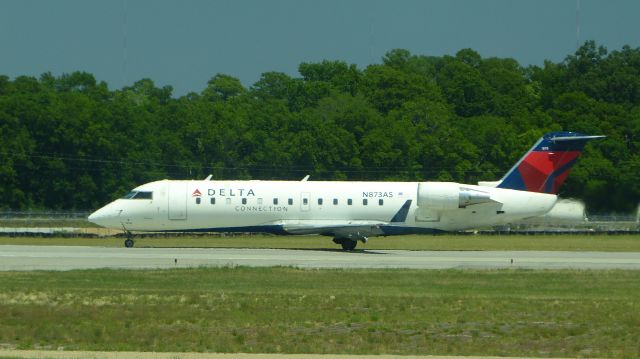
122,225 -> 135,248
124,237 -> 135,248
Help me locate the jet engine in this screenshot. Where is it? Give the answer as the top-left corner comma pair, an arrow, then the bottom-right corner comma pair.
417,182 -> 493,211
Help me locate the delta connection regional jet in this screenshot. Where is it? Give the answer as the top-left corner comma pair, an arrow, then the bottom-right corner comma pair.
89,132 -> 603,250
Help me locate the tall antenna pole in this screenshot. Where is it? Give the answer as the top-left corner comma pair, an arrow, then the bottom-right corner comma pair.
576,0 -> 581,49
368,8 -> 375,64
122,0 -> 128,88
369,20 -> 374,63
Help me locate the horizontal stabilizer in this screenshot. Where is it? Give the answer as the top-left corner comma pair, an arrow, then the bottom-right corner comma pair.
477,180 -> 500,188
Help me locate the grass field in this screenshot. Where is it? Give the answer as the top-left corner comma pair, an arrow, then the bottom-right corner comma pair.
1,233 -> 640,252
0,219 -> 96,228
0,267 -> 639,357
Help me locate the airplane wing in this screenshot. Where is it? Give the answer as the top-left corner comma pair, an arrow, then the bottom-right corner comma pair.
265,199 -> 414,239
275,219 -> 388,238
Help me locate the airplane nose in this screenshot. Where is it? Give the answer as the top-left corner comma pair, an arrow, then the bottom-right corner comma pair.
88,208 -> 107,226
88,205 -> 122,228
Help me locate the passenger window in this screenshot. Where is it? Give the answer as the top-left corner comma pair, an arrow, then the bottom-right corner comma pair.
226,198 -> 231,205
288,198 -> 293,205
318,198 -> 323,205
273,198 -> 278,205
379,199 -> 384,206
363,199 -> 368,206
303,198 -> 308,205
333,198 -> 338,205
347,199 -> 352,205
195,197 -> 201,204
210,197 -> 215,205
242,198 -> 247,205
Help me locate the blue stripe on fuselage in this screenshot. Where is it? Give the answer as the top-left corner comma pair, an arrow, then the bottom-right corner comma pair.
162,225 -> 291,235
158,224 -> 444,236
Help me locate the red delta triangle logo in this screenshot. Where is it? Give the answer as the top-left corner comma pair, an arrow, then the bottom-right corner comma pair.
192,189 -> 202,197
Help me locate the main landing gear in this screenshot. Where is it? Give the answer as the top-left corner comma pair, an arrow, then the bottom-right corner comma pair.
333,237 -> 365,251
341,239 -> 357,251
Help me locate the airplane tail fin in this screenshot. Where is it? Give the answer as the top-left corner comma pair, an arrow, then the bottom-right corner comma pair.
494,132 -> 604,194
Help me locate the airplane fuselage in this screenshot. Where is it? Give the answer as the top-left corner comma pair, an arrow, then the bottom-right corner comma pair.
87,131 -> 602,249
89,179 -> 558,236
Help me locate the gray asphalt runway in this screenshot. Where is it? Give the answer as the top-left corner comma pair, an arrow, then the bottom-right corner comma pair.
1,245 -> 640,271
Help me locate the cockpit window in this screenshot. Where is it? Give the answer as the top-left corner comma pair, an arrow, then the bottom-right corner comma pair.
135,191 -> 153,199
121,191 -> 153,200
121,191 -> 137,199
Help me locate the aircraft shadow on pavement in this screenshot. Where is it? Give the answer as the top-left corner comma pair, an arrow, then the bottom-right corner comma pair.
286,247 -> 387,255
133,245 -> 387,254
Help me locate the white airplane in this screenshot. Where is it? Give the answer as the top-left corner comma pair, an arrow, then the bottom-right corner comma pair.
88,132 -> 603,250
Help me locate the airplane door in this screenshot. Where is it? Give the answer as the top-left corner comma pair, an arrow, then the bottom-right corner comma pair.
168,182 -> 187,220
300,192 -> 310,212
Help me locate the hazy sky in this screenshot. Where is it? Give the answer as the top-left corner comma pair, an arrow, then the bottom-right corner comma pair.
1,0 -> 639,96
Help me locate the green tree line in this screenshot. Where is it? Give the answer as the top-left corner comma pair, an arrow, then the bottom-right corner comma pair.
1,41 -> 639,212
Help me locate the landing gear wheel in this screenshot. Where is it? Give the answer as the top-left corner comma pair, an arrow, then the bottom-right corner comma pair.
341,239 -> 357,251
122,225 -> 134,248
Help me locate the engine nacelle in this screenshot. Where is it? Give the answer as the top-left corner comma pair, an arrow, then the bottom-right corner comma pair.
417,182 -> 493,211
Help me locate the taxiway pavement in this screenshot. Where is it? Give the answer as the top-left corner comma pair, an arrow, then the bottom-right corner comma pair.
1,245 -> 639,271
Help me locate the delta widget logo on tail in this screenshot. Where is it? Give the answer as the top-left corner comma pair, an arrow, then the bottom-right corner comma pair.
497,132 -> 604,194
192,189 -> 202,197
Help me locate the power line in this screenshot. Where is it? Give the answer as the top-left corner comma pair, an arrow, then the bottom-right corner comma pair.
0,150 -> 511,176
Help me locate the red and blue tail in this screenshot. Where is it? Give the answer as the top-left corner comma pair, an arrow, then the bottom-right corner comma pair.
496,132 -> 603,194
